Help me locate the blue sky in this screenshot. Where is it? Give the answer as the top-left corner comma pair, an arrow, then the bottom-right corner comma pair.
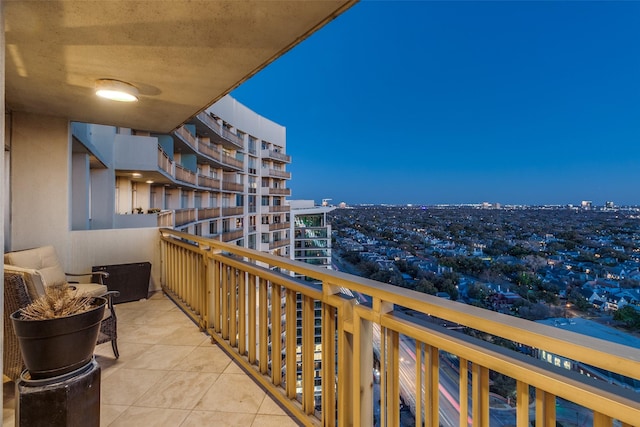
232,1 -> 640,206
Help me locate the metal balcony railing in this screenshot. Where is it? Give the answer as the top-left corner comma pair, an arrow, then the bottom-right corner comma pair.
174,209 -> 196,227
159,228 -> 640,427
221,181 -> 244,192
266,169 -> 291,179
157,146 -> 172,175
269,222 -> 290,231
221,206 -> 244,217
197,175 -> 220,190
175,164 -> 197,185
261,149 -> 291,163
197,207 -> 220,221
269,205 -> 290,213
221,154 -> 244,169
174,126 -> 198,150
263,187 -> 291,196
195,112 -> 244,149
197,139 -> 222,160
269,238 -> 290,250
220,229 -> 244,242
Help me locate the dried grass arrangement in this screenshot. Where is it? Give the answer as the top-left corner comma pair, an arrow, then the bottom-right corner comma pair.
18,283 -> 95,320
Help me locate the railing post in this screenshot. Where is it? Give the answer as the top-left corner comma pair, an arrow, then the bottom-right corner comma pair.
460,356 -> 469,427
207,249 -> 221,333
535,389 -> 556,427
516,381 -> 529,427
472,363 -> 489,427
353,307 -> 373,427
337,297 -> 355,427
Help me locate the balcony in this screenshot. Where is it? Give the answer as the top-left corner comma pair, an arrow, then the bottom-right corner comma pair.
197,207 -> 221,221
197,175 -> 220,190
195,112 -> 245,150
264,187 -> 291,196
155,228 -> 640,427
221,153 -> 244,170
2,292 -> 298,426
174,208 -> 197,227
175,164 -> 197,185
261,149 -> 291,163
269,205 -> 290,213
174,126 -> 198,151
266,169 -> 291,179
269,222 -> 290,232
222,181 -> 244,192
221,206 -> 244,217
221,229 -> 244,242
269,238 -> 290,250
3,230 -> 638,426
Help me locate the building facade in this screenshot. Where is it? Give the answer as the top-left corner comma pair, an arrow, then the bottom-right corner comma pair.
289,200 -> 336,270
71,95 -> 291,257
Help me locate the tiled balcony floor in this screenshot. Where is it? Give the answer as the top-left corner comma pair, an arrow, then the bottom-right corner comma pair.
3,292 -> 299,427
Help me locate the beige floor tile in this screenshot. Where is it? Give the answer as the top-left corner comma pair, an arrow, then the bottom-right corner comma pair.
176,345 -> 233,373
194,373 -> 266,414
133,371 -> 218,410
258,396 -> 290,416
252,414 -> 301,427
108,406 -> 189,427
162,325 -> 209,346
117,323 -> 184,345
95,341 -> 154,379
101,368 -> 165,406
222,360 -> 246,374
181,410 -> 256,427
123,344 -> 195,370
100,404 -> 128,426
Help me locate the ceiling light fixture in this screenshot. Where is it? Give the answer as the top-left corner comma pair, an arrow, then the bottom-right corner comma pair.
132,173 -> 142,178
95,79 -> 139,102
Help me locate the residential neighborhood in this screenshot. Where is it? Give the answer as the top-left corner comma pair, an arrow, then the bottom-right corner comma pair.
330,204 -> 640,327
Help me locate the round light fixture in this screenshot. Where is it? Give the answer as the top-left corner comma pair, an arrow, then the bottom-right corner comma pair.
95,79 -> 139,102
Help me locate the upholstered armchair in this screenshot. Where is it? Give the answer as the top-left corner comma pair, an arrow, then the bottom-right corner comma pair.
4,245 -> 120,359
4,245 -> 107,297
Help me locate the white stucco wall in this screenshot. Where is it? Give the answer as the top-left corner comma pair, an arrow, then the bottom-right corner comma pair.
208,95 -> 286,147
10,112 -> 72,252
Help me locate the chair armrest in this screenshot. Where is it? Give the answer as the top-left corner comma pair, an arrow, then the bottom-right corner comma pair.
100,290 -> 121,310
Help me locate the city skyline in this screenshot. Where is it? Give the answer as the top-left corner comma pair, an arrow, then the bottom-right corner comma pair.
232,1 -> 640,206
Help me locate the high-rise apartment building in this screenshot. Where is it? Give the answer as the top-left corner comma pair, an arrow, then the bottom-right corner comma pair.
288,200 -> 336,404
289,200 -> 336,270
72,95 -> 290,256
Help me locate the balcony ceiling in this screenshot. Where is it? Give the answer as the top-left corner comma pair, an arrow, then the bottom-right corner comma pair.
4,0 -> 355,133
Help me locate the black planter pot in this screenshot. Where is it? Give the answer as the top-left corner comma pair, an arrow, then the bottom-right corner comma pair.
11,297 -> 106,379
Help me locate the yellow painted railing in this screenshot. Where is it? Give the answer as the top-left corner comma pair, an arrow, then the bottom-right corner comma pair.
159,229 -> 640,427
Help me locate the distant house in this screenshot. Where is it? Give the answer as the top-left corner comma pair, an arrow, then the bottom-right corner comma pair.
490,292 -> 522,312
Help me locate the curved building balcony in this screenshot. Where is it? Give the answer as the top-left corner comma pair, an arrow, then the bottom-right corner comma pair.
221,206 -> 244,217
261,149 -> 291,163
263,187 -> 291,196
265,168 -> 291,179
193,112 -> 244,150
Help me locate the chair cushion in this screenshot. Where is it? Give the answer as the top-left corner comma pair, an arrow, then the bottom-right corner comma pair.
3,265 -> 46,300
72,283 -> 108,298
5,246 -> 66,287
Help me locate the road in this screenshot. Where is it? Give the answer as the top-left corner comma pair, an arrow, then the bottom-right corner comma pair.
333,255 -> 591,427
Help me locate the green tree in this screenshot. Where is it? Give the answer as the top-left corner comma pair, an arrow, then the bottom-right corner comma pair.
613,306 -> 640,329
